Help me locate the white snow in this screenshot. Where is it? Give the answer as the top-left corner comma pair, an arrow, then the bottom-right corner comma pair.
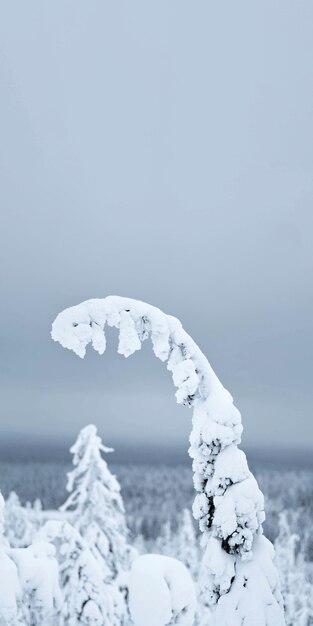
9,542 -> 61,617
0,547 -> 20,625
0,490 -> 60,625
129,554 -> 196,626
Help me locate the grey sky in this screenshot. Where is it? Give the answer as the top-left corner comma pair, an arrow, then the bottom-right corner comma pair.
0,1 -> 312,454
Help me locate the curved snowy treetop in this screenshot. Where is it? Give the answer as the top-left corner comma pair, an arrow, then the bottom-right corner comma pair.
52,296 -> 266,601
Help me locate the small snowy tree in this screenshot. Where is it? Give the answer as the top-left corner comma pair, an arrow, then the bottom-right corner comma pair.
36,520 -> 119,626
275,511 -> 313,626
173,510 -> 199,578
0,491 -> 21,625
52,295 -> 286,625
60,425 -> 131,582
154,520 -> 173,557
154,511 -> 199,578
4,492 -> 41,548
132,533 -> 147,557
0,489 -> 60,626
59,425 -> 134,625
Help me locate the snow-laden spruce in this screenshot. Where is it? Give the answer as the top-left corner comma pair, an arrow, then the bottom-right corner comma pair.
274,512 -> 313,626
60,424 -> 133,624
52,295 -> 285,625
36,520 -> 118,626
0,491 -> 21,625
0,489 -> 61,625
4,492 -> 41,549
60,424 -> 132,581
154,510 -> 200,579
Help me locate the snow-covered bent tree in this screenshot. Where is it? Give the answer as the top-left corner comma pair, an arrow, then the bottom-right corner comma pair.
52,295 -> 285,626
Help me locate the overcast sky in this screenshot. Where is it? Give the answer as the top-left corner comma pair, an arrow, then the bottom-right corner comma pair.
0,1 -> 312,457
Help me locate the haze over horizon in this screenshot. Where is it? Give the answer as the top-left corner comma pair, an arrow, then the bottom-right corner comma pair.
0,1 -> 312,452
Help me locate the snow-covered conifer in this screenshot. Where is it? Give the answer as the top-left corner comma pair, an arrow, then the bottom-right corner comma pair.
154,520 -> 172,557
59,425 -> 133,624
36,519 -> 121,626
52,295 -> 286,625
173,510 -> 199,577
0,491 -> 21,625
0,489 -> 60,626
275,511 -> 313,626
132,533 -> 147,557
60,424 -> 131,582
155,511 -> 199,579
4,492 -> 40,548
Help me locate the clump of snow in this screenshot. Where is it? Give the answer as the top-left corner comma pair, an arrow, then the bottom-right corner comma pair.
51,295 -> 286,625
9,541 -> 61,622
118,310 -> 142,357
129,554 -> 196,626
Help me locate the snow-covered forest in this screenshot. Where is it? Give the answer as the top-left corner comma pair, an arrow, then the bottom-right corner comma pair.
0,295 -> 311,624
0,429 -> 312,625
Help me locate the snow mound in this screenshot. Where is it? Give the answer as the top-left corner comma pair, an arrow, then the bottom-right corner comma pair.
129,554 -> 197,626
